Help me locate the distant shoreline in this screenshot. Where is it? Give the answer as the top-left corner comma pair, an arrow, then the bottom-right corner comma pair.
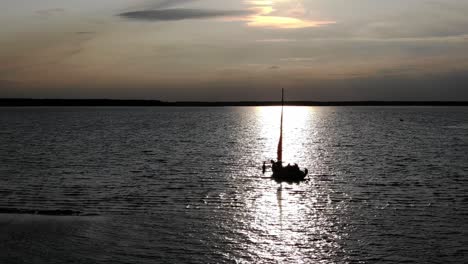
1,98 -> 468,107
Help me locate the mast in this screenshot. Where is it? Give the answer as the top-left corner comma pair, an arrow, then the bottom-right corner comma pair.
277,88 -> 284,162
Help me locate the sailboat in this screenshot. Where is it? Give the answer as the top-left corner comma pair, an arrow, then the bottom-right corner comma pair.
270,89 -> 308,183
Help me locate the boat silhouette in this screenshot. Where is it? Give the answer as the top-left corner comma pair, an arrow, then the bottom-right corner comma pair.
269,89 -> 308,183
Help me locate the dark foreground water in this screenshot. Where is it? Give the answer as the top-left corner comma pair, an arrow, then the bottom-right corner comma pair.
0,106 -> 467,263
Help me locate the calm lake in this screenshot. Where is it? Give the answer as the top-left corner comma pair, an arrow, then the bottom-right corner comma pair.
1,106 -> 467,263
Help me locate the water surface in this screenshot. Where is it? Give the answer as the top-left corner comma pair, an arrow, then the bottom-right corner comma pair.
1,106 -> 467,263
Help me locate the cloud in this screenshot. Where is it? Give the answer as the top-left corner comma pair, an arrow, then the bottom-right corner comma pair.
280,57 -> 317,62
244,0 -> 335,29
119,8 -> 253,21
119,1 -> 334,29
0,79 -> 19,86
256,38 -> 297,42
152,0 -> 198,9
246,15 -> 334,29
36,8 -> 65,18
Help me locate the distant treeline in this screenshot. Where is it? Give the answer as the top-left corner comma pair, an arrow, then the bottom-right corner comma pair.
1,98 -> 468,107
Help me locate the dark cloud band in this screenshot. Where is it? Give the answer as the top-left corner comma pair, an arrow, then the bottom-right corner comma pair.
153,0 -> 198,9
119,8 -> 252,21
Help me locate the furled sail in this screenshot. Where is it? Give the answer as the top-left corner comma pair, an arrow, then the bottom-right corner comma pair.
277,88 -> 284,162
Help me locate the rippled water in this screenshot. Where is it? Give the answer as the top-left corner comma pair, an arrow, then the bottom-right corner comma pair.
0,106 -> 467,263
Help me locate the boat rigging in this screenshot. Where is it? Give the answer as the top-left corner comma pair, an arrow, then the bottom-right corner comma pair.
267,88 -> 308,183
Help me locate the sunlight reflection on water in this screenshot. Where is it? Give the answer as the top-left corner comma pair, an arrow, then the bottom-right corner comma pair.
232,106 -> 344,263
255,106 -> 316,164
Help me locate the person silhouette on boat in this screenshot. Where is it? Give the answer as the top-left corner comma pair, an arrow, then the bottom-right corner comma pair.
271,159 -> 278,167
262,161 -> 266,174
293,163 -> 299,172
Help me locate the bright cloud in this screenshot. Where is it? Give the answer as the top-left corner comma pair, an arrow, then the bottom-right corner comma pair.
243,0 -> 335,29
246,15 -> 333,29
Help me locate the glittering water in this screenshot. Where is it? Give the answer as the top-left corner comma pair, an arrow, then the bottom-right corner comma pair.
0,106 -> 467,263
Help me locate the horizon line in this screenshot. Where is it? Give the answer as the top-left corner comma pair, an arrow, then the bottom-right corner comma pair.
1,98 -> 468,107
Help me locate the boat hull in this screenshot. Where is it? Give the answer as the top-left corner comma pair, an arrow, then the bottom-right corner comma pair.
271,166 -> 308,183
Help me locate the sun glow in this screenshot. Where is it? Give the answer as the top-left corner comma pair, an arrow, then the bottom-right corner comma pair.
247,15 -> 334,29
243,0 -> 335,29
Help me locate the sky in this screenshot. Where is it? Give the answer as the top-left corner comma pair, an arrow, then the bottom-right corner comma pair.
1,0 -> 468,101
